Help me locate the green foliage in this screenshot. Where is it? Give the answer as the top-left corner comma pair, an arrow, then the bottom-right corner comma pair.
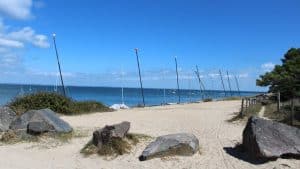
203,98 -> 213,102
257,48 -> 300,100
8,92 -> 112,115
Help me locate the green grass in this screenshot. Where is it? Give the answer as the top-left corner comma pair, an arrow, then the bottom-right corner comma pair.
227,103 -> 262,122
8,92 -> 112,115
80,133 -> 151,158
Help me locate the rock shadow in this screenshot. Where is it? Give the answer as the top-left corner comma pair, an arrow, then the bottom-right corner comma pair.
223,144 -> 271,165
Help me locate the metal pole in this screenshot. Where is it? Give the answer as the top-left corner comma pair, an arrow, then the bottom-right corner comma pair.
219,70 -> 226,97
175,57 -> 180,103
135,48 -> 145,106
195,66 -> 204,100
234,75 -> 241,97
162,70 -> 166,105
52,34 -> 66,97
226,71 -> 233,96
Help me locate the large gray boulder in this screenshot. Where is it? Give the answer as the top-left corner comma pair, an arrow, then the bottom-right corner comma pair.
93,121 -> 130,148
0,107 -> 16,132
243,116 -> 300,159
139,133 -> 199,161
27,121 -> 55,135
10,108 -> 72,134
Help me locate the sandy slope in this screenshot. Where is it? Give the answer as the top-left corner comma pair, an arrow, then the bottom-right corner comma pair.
0,100 -> 299,169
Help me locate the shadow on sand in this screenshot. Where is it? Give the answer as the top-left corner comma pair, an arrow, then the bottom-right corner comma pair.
223,144 -> 272,165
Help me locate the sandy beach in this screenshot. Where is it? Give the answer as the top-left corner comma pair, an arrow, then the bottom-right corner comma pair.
0,100 -> 299,169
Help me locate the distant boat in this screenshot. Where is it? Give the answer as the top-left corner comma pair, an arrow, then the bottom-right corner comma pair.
166,102 -> 177,105
18,86 -> 25,96
110,70 -> 129,110
110,103 -> 129,110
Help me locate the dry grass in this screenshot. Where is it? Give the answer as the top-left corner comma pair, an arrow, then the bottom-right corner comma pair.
80,133 -> 151,158
0,129 -> 88,145
223,96 -> 242,101
227,103 -> 262,122
264,102 -> 300,128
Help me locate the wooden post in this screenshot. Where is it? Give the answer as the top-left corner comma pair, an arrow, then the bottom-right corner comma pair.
240,98 -> 244,116
291,97 -> 294,125
277,91 -> 281,112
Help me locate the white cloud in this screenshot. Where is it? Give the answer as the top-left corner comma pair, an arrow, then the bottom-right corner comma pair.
0,20 -> 50,72
238,73 -> 248,78
0,38 -> 24,48
261,62 -> 275,72
0,0 -> 33,20
7,27 -> 49,48
30,71 -> 75,78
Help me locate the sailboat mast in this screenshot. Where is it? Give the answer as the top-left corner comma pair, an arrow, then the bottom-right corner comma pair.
52,34 -> 66,97
121,70 -> 125,104
175,56 -> 180,103
219,69 -> 226,97
195,66 -> 204,100
234,75 -> 241,97
135,48 -> 145,106
226,70 -> 233,96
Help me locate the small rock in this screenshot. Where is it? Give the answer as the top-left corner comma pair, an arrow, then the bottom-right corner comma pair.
0,107 -> 16,132
93,121 -> 130,148
139,133 -> 199,161
243,116 -> 300,159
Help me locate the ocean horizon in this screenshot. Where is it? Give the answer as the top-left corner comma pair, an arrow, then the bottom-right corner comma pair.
0,83 -> 263,107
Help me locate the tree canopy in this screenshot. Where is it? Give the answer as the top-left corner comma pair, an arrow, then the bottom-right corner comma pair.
256,48 -> 300,100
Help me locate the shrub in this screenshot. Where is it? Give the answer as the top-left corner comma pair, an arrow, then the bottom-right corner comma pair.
203,98 -> 213,102
80,133 -> 151,158
8,92 -> 112,115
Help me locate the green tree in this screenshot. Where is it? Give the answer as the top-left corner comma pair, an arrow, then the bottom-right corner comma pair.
256,48 -> 300,100
257,48 -> 300,125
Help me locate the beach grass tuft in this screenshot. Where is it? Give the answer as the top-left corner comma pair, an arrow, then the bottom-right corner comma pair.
80,133 -> 151,158
8,92 -> 113,115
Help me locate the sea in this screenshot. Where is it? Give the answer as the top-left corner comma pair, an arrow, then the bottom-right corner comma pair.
0,84 -> 262,107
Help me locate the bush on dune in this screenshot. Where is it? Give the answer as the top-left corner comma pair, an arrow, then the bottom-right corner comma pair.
8,92 -> 112,115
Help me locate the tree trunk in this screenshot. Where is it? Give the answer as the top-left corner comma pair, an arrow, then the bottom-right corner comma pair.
291,97 -> 294,126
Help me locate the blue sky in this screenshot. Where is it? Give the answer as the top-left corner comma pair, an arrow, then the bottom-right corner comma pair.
0,0 -> 299,91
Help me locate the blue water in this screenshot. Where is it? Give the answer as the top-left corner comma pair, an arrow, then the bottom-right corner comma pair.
0,84 -> 262,107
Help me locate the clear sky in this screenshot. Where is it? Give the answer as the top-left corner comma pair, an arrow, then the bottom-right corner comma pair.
0,0 -> 299,91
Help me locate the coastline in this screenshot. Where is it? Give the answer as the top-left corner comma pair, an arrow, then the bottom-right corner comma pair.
0,100 -> 298,169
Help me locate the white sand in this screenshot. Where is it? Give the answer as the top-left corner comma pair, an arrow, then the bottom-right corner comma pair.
0,100 -> 299,169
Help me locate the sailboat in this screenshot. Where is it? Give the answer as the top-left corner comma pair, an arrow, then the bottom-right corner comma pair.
109,70 -> 129,110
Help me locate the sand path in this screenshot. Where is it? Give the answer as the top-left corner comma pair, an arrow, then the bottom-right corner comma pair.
0,100 -> 299,169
